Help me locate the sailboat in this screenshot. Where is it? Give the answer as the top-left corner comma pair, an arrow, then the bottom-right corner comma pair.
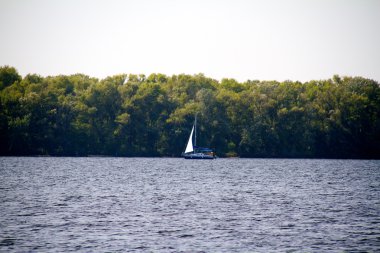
182,116 -> 216,159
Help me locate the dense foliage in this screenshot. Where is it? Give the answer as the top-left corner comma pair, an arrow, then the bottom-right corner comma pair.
1,66 -> 379,158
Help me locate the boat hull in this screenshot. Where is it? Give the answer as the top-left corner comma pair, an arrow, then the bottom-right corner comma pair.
183,153 -> 215,159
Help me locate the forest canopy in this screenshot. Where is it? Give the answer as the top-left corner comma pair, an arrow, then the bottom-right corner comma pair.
1,66 -> 379,158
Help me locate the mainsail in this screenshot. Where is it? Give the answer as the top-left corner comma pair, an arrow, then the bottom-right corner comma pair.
184,125 -> 194,153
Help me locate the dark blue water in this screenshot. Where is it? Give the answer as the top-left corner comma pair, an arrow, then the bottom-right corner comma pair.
0,158 -> 379,252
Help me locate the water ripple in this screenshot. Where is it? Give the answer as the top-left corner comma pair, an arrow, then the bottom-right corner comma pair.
0,157 -> 379,252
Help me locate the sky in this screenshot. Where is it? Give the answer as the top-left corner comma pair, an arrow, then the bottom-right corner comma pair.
0,0 -> 379,82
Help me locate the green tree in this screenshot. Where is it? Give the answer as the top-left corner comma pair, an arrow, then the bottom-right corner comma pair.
1,66 -> 379,158
0,66 -> 21,90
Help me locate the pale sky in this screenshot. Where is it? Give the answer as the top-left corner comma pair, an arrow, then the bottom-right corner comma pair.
1,0 -> 379,82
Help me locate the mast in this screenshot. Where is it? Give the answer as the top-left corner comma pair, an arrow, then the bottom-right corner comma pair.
194,114 -> 197,147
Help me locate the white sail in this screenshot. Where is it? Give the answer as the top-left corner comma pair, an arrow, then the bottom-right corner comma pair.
184,125 -> 194,153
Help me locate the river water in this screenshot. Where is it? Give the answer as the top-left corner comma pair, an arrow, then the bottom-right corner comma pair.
0,157 -> 379,252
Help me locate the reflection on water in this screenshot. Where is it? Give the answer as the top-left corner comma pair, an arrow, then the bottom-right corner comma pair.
0,157 -> 379,252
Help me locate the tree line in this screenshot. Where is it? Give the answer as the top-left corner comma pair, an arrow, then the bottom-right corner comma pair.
1,66 -> 379,158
